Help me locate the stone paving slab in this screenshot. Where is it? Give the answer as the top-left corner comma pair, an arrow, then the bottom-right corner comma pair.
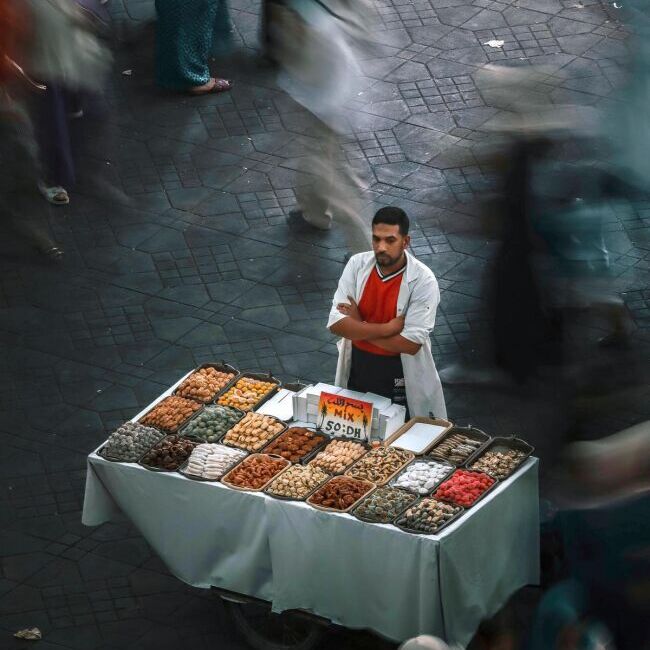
1,0 -> 649,648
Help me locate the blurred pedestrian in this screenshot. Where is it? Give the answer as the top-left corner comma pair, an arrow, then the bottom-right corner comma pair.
154,0 -> 233,95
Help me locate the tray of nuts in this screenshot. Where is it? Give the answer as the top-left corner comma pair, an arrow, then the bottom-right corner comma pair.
221,412 -> 287,452
307,438 -> 370,475
434,469 -> 496,508
179,443 -> 248,482
426,426 -> 491,467
262,426 -> 329,463
98,422 -> 165,463
173,363 -> 239,403
139,435 -> 200,472
345,446 -> 414,486
352,486 -> 417,524
179,404 -> 245,443
467,436 -> 534,480
217,372 -> 280,412
221,453 -> 290,492
390,458 -> 455,495
138,396 -> 202,434
307,475 -> 375,513
395,497 -> 464,535
264,463 -> 331,501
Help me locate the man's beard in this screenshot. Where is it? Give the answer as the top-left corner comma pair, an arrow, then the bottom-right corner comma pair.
375,251 -> 404,268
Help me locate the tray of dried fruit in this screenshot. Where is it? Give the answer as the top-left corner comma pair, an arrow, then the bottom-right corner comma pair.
426,425 -> 491,467
263,463 -> 331,502
433,468 -> 498,510
221,453 -> 291,492
220,412 -> 288,452
306,475 -> 375,513
305,437 -> 371,475
352,485 -> 418,525
138,395 -> 202,434
97,422 -> 165,463
394,497 -> 465,535
139,435 -> 201,472
466,436 -> 534,480
178,443 -> 248,482
179,404 -> 245,444
173,362 -> 240,404
261,426 -> 329,463
216,371 -> 281,413
389,458 -> 455,496
344,446 -> 415,486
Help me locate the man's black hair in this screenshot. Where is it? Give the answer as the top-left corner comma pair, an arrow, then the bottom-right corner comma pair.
372,206 -> 410,236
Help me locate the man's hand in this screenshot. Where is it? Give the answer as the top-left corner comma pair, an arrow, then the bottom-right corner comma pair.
337,296 -> 362,321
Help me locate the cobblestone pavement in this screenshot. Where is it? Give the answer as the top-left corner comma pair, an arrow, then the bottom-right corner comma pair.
1,0 -> 650,648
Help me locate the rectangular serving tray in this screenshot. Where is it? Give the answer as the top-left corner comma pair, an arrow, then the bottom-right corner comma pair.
221,453 -> 291,492
172,362 -> 240,404
344,447 -> 415,486
393,497 -> 465,535
216,371 -> 281,413
383,416 -> 453,455
307,475 -> 376,513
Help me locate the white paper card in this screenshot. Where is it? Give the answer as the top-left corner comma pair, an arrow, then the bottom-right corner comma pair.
390,423 -> 448,453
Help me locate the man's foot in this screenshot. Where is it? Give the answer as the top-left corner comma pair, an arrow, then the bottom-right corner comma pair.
188,78 -> 233,95
288,209 -> 332,231
39,184 -> 69,205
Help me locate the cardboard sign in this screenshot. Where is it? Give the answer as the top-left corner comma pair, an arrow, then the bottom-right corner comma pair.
317,392 -> 373,440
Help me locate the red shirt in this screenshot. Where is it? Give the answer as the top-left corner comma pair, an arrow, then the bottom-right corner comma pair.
353,264 -> 406,356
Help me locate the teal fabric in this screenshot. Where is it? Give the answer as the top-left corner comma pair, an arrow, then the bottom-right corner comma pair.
155,0 -> 232,90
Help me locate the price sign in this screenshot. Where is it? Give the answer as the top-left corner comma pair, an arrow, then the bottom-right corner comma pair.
317,392 -> 373,440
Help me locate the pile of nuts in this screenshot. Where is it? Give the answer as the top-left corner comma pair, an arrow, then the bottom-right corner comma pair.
140,396 -> 201,433
309,439 -> 367,474
346,446 -> 412,485
428,432 -> 484,465
141,435 -> 197,471
263,427 -> 327,462
176,367 -> 236,402
181,405 -> 243,443
102,422 -> 163,462
265,464 -> 330,499
391,460 -> 452,495
435,469 -> 495,507
223,454 -> 288,490
308,476 -> 373,511
396,498 -> 461,534
183,443 -> 247,480
222,413 -> 285,451
217,377 -> 277,411
469,448 -> 527,479
354,486 -> 416,523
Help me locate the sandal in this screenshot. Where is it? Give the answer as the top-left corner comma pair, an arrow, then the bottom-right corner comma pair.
39,184 -> 70,205
188,78 -> 233,96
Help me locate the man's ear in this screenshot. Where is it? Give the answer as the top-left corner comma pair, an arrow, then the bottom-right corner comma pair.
404,234 -> 411,249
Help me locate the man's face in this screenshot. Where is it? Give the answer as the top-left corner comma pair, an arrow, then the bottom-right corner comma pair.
372,223 -> 409,268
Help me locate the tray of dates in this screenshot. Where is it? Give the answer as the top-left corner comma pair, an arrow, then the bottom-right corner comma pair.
307,475 -> 375,513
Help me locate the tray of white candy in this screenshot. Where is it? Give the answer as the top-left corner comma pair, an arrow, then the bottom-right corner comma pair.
179,443 -> 249,482
389,458 -> 455,496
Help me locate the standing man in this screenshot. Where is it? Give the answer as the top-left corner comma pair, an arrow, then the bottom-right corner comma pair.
327,207 -> 447,419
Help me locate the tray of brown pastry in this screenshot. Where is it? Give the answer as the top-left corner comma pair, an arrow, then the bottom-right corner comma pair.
345,446 -> 414,486
221,453 -> 290,492
217,372 -> 280,412
352,486 -> 417,524
467,436 -> 534,479
139,435 -> 200,472
394,497 -> 464,535
307,475 -> 375,513
262,426 -> 328,463
307,438 -> 370,475
138,396 -> 202,434
221,412 -> 287,452
173,363 -> 239,403
264,463 -> 331,501
426,426 -> 490,466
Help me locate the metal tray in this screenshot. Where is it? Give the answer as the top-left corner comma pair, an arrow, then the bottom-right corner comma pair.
138,435 -> 201,472
426,425 -> 491,467
394,497 -> 465,535
261,426 -> 329,463
307,476 -> 376,513
305,437 -> 372,475
344,447 -> 415,486
220,413 -> 288,453
466,435 -> 534,479
178,444 -> 249,482
221,453 -> 291,492
137,396 -> 203,434
433,468 -> 498,509
388,457 -> 455,496
216,371 -> 281,413
351,486 -> 418,525
173,362 -> 240,404
263,465 -> 331,502
178,404 -> 246,444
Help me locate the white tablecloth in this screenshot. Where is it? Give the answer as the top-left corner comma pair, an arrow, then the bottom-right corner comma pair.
83,448 -> 539,646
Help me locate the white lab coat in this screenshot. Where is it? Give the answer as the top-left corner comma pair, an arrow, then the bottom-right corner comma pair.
327,251 -> 447,419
